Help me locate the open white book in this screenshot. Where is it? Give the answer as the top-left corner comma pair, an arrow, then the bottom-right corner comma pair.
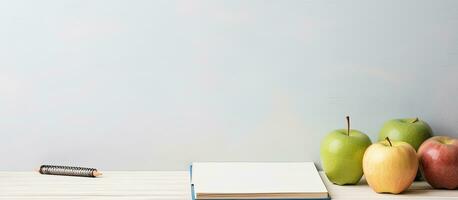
190,162 -> 329,199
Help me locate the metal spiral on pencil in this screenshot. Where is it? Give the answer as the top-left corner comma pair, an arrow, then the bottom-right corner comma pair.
39,165 -> 101,177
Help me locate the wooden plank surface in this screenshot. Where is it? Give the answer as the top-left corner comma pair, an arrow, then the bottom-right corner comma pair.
0,171 -> 191,200
0,171 -> 456,199
319,172 -> 458,199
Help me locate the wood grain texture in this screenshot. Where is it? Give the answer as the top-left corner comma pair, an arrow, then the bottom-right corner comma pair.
0,171 -> 191,200
0,171 -> 456,199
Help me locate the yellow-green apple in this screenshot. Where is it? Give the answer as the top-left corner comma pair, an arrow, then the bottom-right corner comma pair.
363,137 -> 418,194
320,116 -> 371,185
378,118 -> 432,150
418,136 -> 458,189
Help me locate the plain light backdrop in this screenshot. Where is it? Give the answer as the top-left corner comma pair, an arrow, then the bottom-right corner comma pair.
1,0 -> 457,170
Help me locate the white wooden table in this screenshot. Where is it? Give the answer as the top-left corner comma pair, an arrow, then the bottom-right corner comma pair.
319,172 -> 458,200
0,171 -> 191,200
0,171 -> 456,199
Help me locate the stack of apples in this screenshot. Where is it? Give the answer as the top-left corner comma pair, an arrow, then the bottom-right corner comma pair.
320,117 -> 458,194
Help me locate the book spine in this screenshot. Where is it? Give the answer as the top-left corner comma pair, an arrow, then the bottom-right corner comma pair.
190,164 -> 195,200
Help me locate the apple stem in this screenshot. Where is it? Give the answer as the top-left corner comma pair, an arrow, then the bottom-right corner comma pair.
385,137 -> 392,147
411,118 -> 419,123
346,116 -> 350,136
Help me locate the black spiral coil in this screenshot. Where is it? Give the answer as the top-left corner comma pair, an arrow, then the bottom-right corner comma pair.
39,165 -> 97,177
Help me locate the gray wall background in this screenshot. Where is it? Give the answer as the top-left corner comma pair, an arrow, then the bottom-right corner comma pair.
1,0 -> 457,170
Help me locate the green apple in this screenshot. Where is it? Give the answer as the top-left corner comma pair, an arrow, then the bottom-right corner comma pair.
320,116 -> 372,185
378,118 -> 433,150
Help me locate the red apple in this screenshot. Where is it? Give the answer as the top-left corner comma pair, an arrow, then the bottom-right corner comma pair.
418,136 -> 458,189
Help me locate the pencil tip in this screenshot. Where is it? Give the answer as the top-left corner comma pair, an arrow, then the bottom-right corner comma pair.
93,171 -> 103,177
